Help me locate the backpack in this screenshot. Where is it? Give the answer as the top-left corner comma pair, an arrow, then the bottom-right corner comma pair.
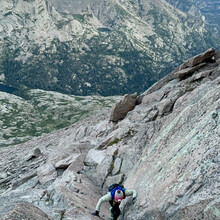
108,183 -> 126,200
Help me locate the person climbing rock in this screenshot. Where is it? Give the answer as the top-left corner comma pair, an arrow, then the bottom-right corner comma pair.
92,183 -> 137,220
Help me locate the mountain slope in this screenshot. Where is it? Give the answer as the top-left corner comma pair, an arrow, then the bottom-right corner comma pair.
165,0 -> 220,35
0,48 -> 219,219
0,89 -> 121,147
0,0 -> 219,95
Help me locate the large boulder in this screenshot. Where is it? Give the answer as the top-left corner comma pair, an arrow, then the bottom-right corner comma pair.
178,48 -> 215,69
2,201 -> 53,220
174,62 -> 206,79
215,50 -> 220,66
37,163 -> 57,185
110,93 -> 137,122
174,48 -> 216,79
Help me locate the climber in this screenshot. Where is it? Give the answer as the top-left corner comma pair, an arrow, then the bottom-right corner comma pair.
92,183 -> 137,220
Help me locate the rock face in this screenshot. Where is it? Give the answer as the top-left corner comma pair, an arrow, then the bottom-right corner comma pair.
2,201 -> 53,220
0,48 -> 220,220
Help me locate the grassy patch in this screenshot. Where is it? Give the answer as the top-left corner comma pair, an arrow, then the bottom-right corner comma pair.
108,138 -> 120,146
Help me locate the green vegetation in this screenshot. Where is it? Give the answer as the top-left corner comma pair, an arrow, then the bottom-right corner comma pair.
108,138 -> 120,146
3,12 -> 13,17
97,28 -> 112,32
115,4 -> 131,17
72,14 -> 86,22
56,20 -> 71,29
0,89 -> 120,147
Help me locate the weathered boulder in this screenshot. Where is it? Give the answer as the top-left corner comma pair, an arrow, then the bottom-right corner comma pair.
2,201 -> 53,220
66,154 -> 86,173
112,158 -> 122,176
169,48 -> 217,80
178,48 -> 215,70
187,69 -> 213,83
175,62 -> 206,79
37,163 -> 57,184
142,89 -> 166,105
214,50 -> 220,60
110,93 -> 137,122
156,98 -> 174,116
55,154 -> 81,169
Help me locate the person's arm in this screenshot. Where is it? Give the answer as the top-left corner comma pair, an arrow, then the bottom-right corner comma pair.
92,193 -> 112,216
125,189 -> 137,198
95,192 -> 112,211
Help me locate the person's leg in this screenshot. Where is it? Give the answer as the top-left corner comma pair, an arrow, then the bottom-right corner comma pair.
110,203 -> 120,220
109,200 -> 114,219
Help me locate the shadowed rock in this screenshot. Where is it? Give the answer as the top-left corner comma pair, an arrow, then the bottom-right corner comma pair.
175,62 -> 206,79
110,93 -> 137,122
173,48 -> 216,80
178,48 -> 215,70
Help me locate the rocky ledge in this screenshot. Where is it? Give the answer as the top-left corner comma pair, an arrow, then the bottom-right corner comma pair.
0,48 -> 219,220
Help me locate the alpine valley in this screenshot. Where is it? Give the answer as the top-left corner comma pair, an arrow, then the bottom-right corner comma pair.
0,0 -> 219,96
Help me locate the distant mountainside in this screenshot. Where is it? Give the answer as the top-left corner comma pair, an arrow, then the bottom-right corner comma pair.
0,89 -> 120,147
0,0 -> 219,96
165,0 -> 220,35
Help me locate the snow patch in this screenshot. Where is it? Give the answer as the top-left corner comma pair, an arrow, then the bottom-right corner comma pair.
88,13 -> 104,28
0,74 -> 5,81
85,82 -> 91,87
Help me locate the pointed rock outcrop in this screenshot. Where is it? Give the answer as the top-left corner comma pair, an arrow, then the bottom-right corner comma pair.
174,48 -> 216,79
110,93 -> 137,122
179,48 -> 215,69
